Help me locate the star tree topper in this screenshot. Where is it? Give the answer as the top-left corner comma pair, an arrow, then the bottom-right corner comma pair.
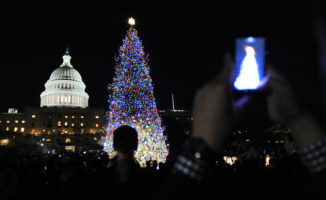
128,17 -> 135,26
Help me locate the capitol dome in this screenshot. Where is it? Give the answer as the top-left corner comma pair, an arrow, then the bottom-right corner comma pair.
40,48 -> 89,108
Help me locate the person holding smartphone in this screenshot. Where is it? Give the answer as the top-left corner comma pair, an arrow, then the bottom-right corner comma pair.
158,51 -> 326,199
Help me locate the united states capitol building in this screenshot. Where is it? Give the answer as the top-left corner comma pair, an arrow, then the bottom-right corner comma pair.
0,48 -> 106,141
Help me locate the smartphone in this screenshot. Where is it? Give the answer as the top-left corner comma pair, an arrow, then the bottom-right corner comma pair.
233,37 -> 265,91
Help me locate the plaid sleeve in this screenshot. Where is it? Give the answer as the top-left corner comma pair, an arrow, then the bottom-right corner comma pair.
171,138 -> 218,185
171,155 -> 216,185
172,155 -> 204,182
298,137 -> 326,174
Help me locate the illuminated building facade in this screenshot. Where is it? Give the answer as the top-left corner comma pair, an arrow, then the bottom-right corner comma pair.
40,47 -> 89,108
23,106 -> 105,135
0,48 -> 105,136
0,108 -> 26,134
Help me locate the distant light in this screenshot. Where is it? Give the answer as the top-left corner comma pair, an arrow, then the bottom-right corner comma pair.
195,152 -> 201,159
83,151 -> 87,154
0,139 -> 9,146
8,108 -> 18,113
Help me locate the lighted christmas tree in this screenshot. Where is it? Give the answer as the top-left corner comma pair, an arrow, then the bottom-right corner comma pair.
234,45 -> 260,90
103,18 -> 168,167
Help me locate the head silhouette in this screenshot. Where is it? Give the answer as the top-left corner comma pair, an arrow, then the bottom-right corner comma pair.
113,125 -> 138,157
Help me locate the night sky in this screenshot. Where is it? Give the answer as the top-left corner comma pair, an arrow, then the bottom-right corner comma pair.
0,2 -> 324,119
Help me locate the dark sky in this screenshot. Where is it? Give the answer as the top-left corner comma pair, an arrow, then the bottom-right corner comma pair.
0,2 -> 323,116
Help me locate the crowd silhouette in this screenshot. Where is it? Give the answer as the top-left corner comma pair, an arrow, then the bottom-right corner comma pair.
2,7 -> 326,200
1,52 -> 325,199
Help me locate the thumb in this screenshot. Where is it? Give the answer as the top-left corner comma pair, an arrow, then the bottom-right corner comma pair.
257,63 -> 277,92
208,53 -> 233,86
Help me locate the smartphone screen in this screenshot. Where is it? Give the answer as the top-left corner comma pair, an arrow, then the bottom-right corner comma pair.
234,37 -> 265,91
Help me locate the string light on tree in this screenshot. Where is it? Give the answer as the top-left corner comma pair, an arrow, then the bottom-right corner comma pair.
103,17 -> 168,167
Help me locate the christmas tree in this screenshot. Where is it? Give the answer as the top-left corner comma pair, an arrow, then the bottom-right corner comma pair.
234,45 -> 260,90
103,18 -> 168,167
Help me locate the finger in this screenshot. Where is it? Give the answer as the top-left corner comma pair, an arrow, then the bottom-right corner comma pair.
209,53 -> 233,86
259,76 -> 282,93
266,63 -> 287,81
193,87 -> 204,109
257,74 -> 270,91
258,63 -> 278,90
220,52 -> 234,84
258,64 -> 288,92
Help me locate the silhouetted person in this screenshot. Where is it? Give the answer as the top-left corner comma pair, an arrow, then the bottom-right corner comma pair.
103,125 -> 158,199
109,125 -> 140,184
158,52 -> 326,199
